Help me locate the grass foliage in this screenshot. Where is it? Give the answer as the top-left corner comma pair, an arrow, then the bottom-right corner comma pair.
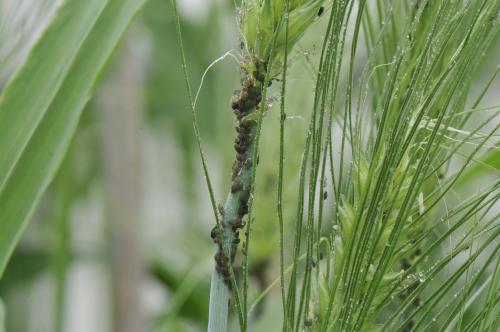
0,0 -> 497,331
0,0 -> 147,277
173,0 -> 500,331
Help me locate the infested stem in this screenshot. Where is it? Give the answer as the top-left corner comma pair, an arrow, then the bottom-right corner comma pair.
208,63 -> 266,332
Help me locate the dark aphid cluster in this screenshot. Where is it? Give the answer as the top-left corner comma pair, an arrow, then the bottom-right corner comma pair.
231,56 -> 268,118
214,249 -> 231,286
231,82 -> 261,118
211,220 -> 247,286
211,59 -> 268,288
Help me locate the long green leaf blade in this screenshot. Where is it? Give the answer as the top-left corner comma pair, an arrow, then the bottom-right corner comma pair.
0,0 -> 147,276
0,0 -> 107,191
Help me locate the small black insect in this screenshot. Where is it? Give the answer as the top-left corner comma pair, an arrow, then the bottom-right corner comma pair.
210,227 -> 218,241
231,223 -> 242,232
323,191 -> 328,200
239,203 -> 249,216
237,154 -> 246,162
318,6 -> 325,17
218,204 -> 225,218
231,179 -> 243,193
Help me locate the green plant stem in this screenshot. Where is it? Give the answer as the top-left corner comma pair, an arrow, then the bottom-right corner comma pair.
208,270 -> 230,332
208,70 -> 264,331
208,122 -> 257,331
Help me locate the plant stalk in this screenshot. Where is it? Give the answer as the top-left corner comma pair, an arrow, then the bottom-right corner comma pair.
208,63 -> 266,331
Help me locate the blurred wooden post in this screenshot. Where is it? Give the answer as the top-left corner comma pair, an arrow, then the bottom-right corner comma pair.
97,27 -> 145,332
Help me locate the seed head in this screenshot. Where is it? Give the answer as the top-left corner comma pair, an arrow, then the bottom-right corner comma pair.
241,0 -> 325,67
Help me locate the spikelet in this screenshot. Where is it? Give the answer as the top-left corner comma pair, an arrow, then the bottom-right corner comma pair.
241,0 -> 325,67
330,152 -> 418,320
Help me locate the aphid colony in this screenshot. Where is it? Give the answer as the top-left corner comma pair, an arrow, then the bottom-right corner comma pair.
210,58 -> 268,287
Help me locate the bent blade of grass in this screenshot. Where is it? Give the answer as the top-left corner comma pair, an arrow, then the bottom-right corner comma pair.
0,0 -> 147,277
0,0 -> 107,192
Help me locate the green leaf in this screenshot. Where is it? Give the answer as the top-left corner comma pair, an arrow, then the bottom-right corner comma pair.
0,0 -> 147,277
0,0 -> 106,193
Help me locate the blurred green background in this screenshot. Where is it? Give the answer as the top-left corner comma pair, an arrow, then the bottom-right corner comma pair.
0,0 -> 498,331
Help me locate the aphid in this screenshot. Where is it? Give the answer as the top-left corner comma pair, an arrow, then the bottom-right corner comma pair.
256,73 -> 266,84
210,227 -> 218,241
231,91 -> 242,110
255,93 -> 262,105
237,124 -> 249,135
239,203 -> 249,216
237,133 -> 250,147
241,121 -> 251,131
237,153 -> 246,161
318,6 -> 325,17
218,204 -> 225,218
240,190 -> 250,203
281,112 -> 287,121
323,191 -> 328,200
243,77 -> 253,88
214,251 -> 228,272
231,179 -> 243,193
231,218 -> 245,231
232,160 -> 241,174
234,142 -> 246,154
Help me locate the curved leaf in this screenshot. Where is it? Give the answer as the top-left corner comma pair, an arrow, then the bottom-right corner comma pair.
0,0 -> 147,277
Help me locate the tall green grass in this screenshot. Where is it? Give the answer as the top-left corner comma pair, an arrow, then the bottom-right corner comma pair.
173,0 -> 499,331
